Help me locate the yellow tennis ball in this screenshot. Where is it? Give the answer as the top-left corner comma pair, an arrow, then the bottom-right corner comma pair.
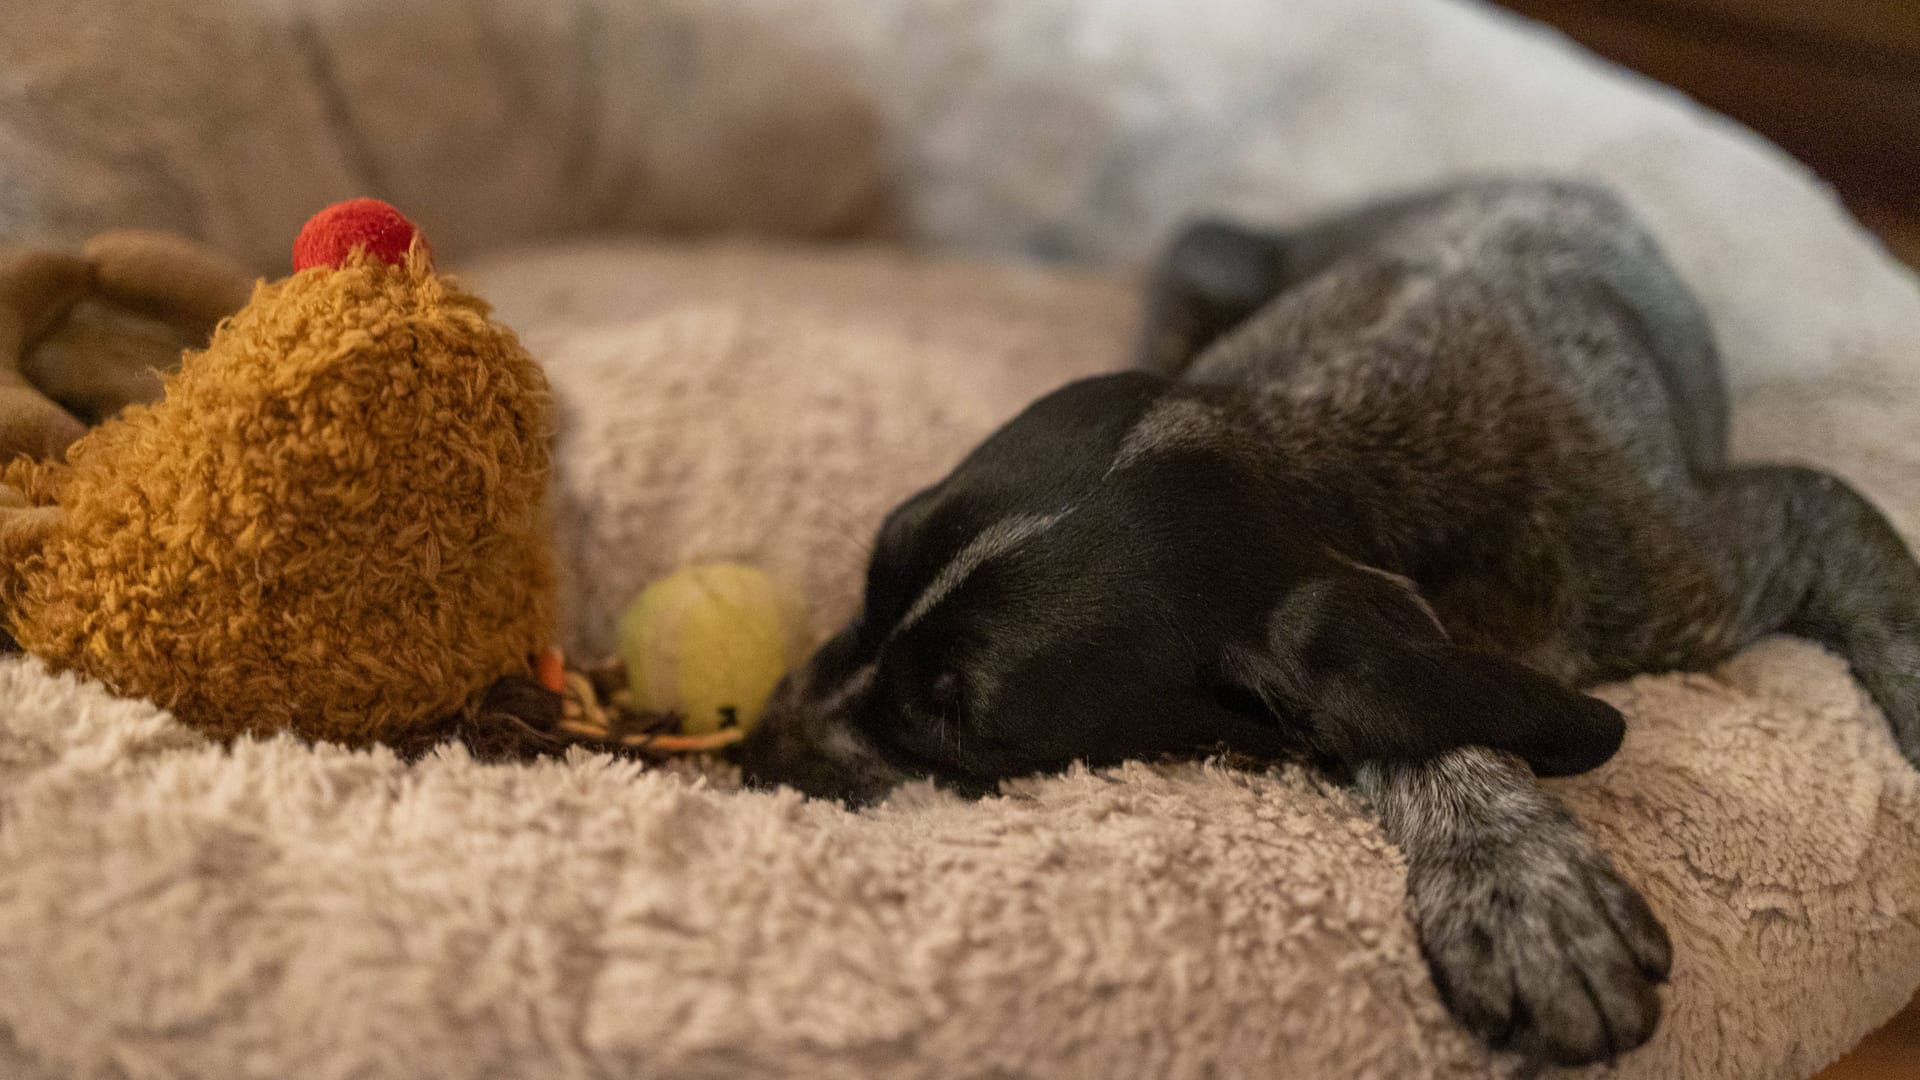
617,563 -> 812,736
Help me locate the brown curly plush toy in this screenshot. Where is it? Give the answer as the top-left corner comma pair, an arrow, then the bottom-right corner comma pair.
0,200 -> 556,745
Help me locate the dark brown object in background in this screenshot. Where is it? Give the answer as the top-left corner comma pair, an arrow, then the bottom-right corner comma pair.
1494,0 -> 1920,267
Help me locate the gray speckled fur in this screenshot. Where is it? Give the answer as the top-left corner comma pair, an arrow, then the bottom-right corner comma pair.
1358,746 -> 1669,1065
740,178 -> 1920,1068
1151,179 -> 1920,730
1150,181 -> 1732,683
1145,178 -> 1920,1066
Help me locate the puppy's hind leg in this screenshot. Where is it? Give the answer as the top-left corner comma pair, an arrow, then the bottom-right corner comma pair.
1135,195 -> 1450,376
1135,184 -> 1526,377
1700,464 -> 1920,764
1136,222 -> 1293,377
1361,747 -> 1671,1066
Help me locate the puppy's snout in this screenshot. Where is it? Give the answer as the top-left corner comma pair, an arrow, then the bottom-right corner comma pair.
728,666 -> 908,807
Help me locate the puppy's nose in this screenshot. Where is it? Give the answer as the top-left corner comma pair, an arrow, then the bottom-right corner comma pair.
721,718 -> 776,784
724,691 -> 910,808
723,671 -> 805,780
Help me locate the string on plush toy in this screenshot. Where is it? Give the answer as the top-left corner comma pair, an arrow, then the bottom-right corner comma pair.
540,648 -> 747,754
434,560 -> 809,762
526,560 -> 810,757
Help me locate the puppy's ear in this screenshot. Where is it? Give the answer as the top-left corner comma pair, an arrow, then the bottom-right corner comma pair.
1231,567 -> 1624,777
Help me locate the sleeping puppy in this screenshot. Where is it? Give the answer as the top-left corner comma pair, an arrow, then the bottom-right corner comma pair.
732,178 -> 1920,1065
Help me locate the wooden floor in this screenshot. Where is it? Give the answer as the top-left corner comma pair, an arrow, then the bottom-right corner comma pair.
1483,2 -> 1920,1077
1815,991 -> 1920,1079
1491,0 -> 1920,255
1855,202 -> 1920,270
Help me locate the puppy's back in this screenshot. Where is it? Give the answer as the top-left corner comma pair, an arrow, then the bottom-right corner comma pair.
1188,180 -> 1726,485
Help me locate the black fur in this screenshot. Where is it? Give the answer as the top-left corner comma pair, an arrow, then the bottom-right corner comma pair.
732,178 -> 1920,1065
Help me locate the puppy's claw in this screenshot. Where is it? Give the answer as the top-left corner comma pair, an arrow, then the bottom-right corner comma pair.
1592,867 -> 1674,981
1411,830 -> 1668,1067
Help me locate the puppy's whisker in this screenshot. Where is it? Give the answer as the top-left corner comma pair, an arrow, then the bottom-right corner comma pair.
814,492 -> 881,540
790,490 -> 878,568
811,541 -> 870,585
944,704 -> 963,763
797,527 -> 873,588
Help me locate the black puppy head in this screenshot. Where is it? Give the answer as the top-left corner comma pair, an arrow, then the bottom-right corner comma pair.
844,493 -> 1297,787
733,372 -> 1282,801
732,372 -> 1625,804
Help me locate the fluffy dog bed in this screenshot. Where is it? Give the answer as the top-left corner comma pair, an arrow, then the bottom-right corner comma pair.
5,1 -> 1920,1078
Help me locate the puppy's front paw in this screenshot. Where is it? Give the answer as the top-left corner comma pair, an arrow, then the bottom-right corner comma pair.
1409,825 -> 1671,1066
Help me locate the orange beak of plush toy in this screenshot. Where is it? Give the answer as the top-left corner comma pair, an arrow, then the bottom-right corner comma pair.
0,199 -> 557,746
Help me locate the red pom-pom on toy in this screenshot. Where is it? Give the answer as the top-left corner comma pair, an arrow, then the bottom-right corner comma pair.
292,198 -> 428,272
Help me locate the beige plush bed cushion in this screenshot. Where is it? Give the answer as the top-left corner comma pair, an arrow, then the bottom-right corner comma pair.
2,241 -> 1917,1080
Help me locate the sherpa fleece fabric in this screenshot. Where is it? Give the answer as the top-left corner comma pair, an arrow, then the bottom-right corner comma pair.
0,243 -> 1915,1080
7,0 -> 1920,1076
